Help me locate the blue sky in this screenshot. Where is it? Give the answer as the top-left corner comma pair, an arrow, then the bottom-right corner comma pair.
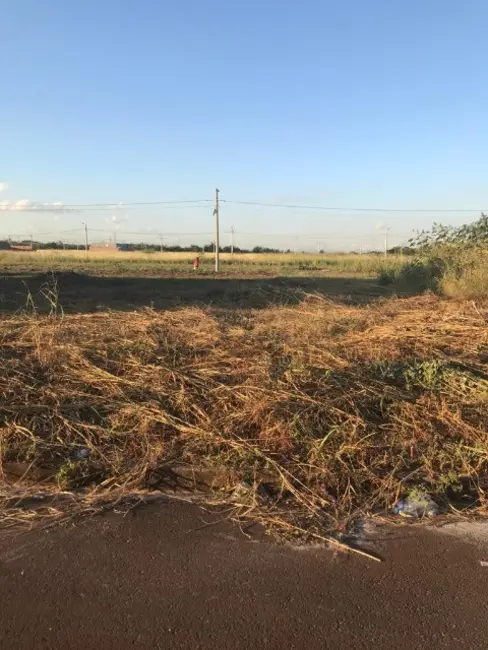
1,0 -> 487,250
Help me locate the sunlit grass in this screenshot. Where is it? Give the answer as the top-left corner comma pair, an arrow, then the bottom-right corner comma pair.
1,288 -> 487,536
0,249 -> 408,276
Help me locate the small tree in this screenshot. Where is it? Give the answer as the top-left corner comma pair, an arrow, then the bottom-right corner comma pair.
411,213 -> 488,250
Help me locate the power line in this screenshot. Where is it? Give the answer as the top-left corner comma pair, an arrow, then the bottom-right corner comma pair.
4,228 -> 412,241
87,228 -> 214,236
233,230 -> 414,240
4,195 -> 486,213
3,204 -> 211,213
54,199 -> 212,208
222,200 -> 486,213
4,228 -> 83,237
60,204 -> 210,212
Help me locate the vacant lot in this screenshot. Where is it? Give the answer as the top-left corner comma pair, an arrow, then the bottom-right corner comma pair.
0,250 -> 403,313
1,252 -> 487,537
0,249 -> 406,276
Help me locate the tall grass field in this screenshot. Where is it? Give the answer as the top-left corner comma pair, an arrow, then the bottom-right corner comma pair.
0,249 -> 407,276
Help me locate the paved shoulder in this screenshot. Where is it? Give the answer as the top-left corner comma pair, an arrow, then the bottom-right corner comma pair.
0,500 -> 487,650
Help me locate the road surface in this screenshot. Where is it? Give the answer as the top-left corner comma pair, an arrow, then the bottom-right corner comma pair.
0,498 -> 487,649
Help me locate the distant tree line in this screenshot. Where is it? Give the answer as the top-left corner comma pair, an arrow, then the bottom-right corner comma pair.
122,242 -> 282,254
4,239 -> 415,255
18,240 -> 283,254
387,246 -> 415,255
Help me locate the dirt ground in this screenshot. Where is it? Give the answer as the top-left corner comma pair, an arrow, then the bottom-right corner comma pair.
0,500 -> 487,650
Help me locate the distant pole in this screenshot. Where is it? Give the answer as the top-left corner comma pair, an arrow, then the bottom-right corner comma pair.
214,188 -> 220,272
384,227 -> 390,258
30,233 -> 33,250
113,231 -> 117,247
159,235 -> 164,252
82,222 -> 89,252
231,225 -> 234,255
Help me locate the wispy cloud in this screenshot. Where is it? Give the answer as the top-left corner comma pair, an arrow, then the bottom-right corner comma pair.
0,182 -> 8,194
0,199 -> 77,213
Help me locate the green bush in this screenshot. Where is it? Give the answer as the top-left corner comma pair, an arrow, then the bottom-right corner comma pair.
380,245 -> 488,299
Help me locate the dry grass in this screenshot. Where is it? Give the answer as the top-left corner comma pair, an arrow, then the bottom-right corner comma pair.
0,249 -> 406,277
20,249 -> 380,263
440,267 -> 488,300
32,249 -> 200,261
1,291 -> 488,537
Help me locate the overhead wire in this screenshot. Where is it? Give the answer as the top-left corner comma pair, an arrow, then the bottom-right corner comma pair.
3,196 -> 485,212
51,199 -> 211,208
2,194 -> 476,248
222,199 -> 486,213
87,228 -> 213,236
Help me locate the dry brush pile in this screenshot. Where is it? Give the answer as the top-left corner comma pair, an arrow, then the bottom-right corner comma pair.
1,293 -> 488,534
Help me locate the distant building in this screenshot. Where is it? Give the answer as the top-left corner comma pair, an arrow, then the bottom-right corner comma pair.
0,241 -> 10,250
8,244 -> 34,251
88,242 -> 135,252
89,242 -> 118,252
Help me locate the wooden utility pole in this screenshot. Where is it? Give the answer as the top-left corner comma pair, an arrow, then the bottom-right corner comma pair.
214,188 -> 220,272
384,226 -> 390,258
82,222 -> 88,252
230,225 -> 234,255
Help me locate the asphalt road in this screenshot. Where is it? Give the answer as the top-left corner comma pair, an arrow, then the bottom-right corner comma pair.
0,499 -> 487,650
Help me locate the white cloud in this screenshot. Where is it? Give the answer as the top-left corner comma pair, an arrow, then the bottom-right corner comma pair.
0,182 -> 8,194
0,199 -> 77,213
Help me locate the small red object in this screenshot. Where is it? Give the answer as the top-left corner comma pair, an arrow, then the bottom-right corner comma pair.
193,257 -> 200,270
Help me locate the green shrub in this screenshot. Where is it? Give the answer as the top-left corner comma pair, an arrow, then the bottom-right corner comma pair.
379,245 -> 488,299
377,268 -> 398,285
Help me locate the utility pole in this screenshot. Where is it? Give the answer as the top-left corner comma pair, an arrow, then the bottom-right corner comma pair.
214,188 -> 220,272
113,231 -> 117,247
230,225 -> 235,255
82,222 -> 88,253
384,226 -> 390,258
159,235 -> 164,253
